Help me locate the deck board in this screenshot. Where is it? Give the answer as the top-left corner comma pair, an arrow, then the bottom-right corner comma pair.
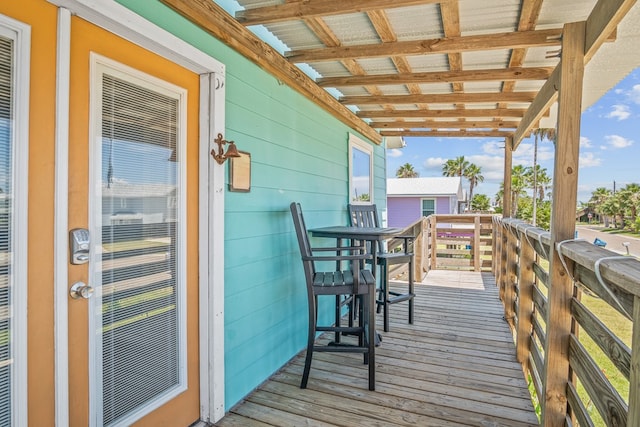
215,270 -> 540,426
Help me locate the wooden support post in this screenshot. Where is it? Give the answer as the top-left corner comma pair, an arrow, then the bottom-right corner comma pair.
542,21 -> 585,427
430,216 -> 437,270
499,141 -> 513,302
504,224 -> 517,328
494,221 -> 501,286
473,215 -> 481,272
503,138 -> 513,218
629,296 -> 640,426
516,227 -> 535,367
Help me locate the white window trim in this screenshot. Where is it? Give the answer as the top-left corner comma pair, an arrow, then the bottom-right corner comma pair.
0,13 -> 30,427
52,1 -> 226,424
348,133 -> 374,205
421,198 -> 436,217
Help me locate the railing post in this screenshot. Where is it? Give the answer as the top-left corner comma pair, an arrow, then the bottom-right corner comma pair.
504,223 -> 517,328
430,215 -> 437,270
516,226 -> 535,367
414,220 -> 424,280
543,21 -> 585,427
629,296 -> 640,426
500,221 -> 509,302
473,215 -> 481,272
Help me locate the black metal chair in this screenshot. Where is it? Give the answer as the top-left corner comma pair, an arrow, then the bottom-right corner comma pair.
348,203 -> 415,332
290,202 -> 376,390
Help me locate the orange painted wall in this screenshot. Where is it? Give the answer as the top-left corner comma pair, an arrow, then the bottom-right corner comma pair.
0,0 -> 59,424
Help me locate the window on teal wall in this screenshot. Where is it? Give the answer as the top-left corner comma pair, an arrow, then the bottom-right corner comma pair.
348,134 -> 373,204
422,199 -> 435,217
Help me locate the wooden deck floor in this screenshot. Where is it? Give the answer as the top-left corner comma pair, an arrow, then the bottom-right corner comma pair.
215,270 -> 540,426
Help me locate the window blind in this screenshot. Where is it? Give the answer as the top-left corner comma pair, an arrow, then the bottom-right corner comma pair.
99,73 -> 181,426
0,34 -> 14,427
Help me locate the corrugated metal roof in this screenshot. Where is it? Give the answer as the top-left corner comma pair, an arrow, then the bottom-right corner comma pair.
222,0 -> 640,139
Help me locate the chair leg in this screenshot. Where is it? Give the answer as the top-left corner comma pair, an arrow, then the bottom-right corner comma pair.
408,258 -> 414,325
382,263 -> 390,333
365,287 -> 376,391
301,295 -> 317,389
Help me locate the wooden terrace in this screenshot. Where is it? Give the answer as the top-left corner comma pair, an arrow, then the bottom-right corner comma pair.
214,213 -> 640,426
214,270 -> 539,426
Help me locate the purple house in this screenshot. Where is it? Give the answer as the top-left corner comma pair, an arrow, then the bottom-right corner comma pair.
386,177 -> 464,227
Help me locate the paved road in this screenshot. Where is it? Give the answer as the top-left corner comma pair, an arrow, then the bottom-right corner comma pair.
575,225 -> 640,257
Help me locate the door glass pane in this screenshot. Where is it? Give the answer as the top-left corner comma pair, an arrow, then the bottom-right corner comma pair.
0,34 -> 13,427
98,72 -> 182,426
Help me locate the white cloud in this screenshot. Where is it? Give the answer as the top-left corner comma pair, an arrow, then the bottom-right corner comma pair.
605,104 -> 631,121
579,152 -> 601,168
422,157 -> 447,174
580,136 -> 592,148
481,140 -> 505,156
605,134 -> 633,149
465,154 -> 504,181
629,84 -> 640,104
387,148 -> 403,158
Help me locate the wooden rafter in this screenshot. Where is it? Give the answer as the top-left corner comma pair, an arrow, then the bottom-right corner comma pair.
235,0 -> 441,26
317,67 -> 554,87
162,0 -> 636,142
369,120 -> 520,129
381,130 -> 515,138
286,29 -> 563,63
341,92 -> 537,105
357,108 -> 529,119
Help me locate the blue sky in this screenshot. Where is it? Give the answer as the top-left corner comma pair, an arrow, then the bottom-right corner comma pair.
386,67 -> 640,205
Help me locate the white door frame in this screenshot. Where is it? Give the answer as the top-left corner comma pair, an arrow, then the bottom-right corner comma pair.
0,12 -> 31,426
51,1 -> 226,424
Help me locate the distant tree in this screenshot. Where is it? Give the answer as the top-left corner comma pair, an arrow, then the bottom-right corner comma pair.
396,163 -> 419,178
464,164 -> 484,202
510,165 -> 528,217
588,187 -> 612,225
531,128 -> 555,226
470,194 -> 491,211
442,156 -> 469,177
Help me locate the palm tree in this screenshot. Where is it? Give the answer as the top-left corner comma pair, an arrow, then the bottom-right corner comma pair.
464,164 -> 484,202
470,194 -> 491,211
531,128 -> 556,226
618,183 -> 640,225
510,165 -> 528,217
589,187 -> 612,225
442,156 -> 469,177
396,163 -> 419,178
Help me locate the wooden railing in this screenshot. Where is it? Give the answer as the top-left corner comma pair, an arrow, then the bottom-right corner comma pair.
493,217 -> 640,426
422,214 -> 494,272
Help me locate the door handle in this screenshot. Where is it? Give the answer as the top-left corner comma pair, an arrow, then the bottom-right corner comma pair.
69,281 -> 94,299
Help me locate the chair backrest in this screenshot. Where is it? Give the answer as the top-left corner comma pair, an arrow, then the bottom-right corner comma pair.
290,202 -> 316,279
348,204 -> 383,252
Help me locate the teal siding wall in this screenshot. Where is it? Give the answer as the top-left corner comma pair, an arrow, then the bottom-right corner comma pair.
118,0 -> 387,409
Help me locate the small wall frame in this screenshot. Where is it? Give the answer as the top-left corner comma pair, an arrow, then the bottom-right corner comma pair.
229,151 -> 251,192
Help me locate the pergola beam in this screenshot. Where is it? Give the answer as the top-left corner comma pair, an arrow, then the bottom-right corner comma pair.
370,120 -> 519,129
381,130 -> 514,138
358,108 -> 529,119
318,67 -> 554,87
286,29 -> 563,63
235,0 -> 441,26
341,91 -> 537,105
